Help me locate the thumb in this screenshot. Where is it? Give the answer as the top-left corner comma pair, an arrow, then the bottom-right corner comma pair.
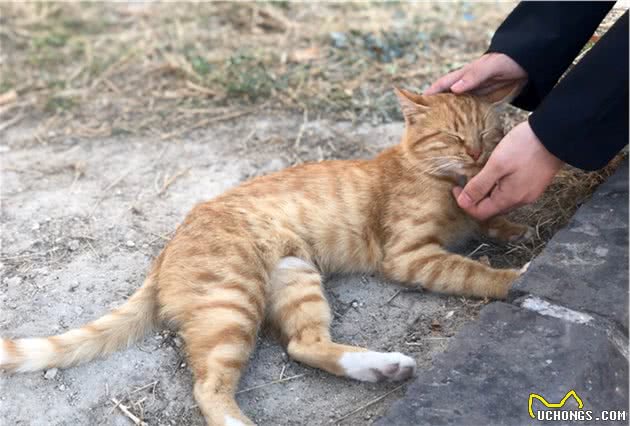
456,164 -> 502,209
450,66 -> 493,93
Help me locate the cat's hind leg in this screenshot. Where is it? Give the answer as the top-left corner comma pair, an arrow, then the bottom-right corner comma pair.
172,264 -> 266,426
268,257 -> 416,383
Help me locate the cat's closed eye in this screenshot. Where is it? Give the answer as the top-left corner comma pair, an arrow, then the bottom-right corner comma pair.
440,131 -> 464,144
450,135 -> 465,144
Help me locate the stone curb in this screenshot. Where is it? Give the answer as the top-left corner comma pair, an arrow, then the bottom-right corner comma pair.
377,160 -> 629,426
510,160 -> 628,331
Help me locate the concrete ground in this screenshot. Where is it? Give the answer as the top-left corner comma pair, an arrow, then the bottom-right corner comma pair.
1,115 -> 490,425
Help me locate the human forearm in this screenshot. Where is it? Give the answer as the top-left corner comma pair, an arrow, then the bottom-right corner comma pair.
488,1 -> 615,110
527,11 -> 629,170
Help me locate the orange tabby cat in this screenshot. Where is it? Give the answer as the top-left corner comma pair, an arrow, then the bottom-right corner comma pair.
1,86 -> 530,425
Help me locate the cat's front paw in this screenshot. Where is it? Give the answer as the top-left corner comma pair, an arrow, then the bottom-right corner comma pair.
519,261 -> 531,274
339,351 -> 416,382
510,225 -> 534,243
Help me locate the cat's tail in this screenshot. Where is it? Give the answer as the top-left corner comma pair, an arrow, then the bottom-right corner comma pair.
0,257 -> 162,373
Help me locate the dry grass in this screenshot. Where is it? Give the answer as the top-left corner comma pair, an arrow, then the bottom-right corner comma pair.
0,2 -> 515,141
0,2 -> 625,266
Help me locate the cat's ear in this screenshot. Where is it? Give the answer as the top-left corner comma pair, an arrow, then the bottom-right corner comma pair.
394,87 -> 429,123
476,80 -> 525,105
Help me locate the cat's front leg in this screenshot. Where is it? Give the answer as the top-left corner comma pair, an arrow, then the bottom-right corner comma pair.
480,215 -> 533,242
381,238 -> 521,299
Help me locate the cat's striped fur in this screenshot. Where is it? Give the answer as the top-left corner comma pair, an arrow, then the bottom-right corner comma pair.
1,87 -> 530,425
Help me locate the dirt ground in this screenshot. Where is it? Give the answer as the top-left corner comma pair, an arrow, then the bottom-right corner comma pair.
0,3 -> 624,426
1,116 -> 492,426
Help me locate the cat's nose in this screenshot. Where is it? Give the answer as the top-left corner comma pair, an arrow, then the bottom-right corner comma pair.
466,148 -> 481,161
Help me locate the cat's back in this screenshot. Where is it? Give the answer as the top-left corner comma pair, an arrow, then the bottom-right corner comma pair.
207,158 -> 377,210
174,158 -> 384,270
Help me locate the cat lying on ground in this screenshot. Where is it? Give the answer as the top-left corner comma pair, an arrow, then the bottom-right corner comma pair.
1,85 -> 530,425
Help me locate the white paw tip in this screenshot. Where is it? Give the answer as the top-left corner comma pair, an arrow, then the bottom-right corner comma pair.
224,415 -> 247,426
520,261 -> 531,274
339,351 -> 416,383
277,257 -> 315,271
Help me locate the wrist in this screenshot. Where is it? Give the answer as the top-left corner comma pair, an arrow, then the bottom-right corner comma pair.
523,120 -> 564,171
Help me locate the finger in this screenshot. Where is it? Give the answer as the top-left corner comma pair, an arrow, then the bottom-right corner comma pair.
466,176 -> 528,220
456,164 -> 502,209
468,80 -> 511,97
463,192 -> 510,221
450,65 -> 495,94
424,68 -> 466,95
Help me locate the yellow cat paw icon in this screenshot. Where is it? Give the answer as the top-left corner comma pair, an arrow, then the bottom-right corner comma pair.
528,390 -> 584,419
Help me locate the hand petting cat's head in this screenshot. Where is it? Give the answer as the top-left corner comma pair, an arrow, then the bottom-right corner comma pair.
394,83 -> 520,183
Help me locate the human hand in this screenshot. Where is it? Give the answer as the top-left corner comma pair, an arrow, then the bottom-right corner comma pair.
425,53 -> 527,98
452,121 -> 564,221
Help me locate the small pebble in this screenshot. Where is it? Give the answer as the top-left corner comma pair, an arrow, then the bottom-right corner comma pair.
351,301 -> 359,308
68,240 -> 80,251
126,240 -> 135,247
173,337 -> 183,348
44,368 -> 58,380
31,223 -> 40,231
58,384 -> 66,391
330,32 -> 348,48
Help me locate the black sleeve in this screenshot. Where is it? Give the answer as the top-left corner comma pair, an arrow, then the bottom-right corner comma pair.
528,11 -> 628,171
488,1 -> 615,111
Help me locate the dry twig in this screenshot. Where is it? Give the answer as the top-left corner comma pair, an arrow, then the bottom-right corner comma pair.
111,398 -> 147,426
235,373 -> 306,395
335,384 -> 405,424
157,168 -> 191,196
160,110 -> 254,141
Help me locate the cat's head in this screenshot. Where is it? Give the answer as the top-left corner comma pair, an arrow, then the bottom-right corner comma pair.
394,84 -> 519,184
